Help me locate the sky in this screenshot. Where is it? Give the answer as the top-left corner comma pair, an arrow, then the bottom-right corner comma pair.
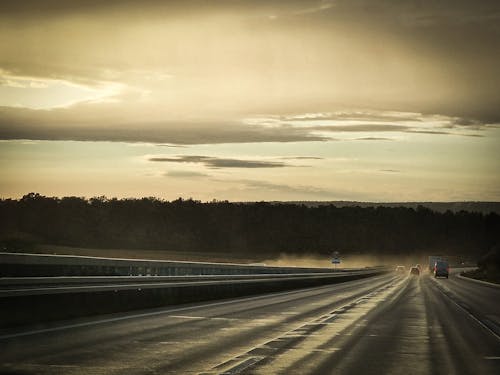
0,0 -> 499,201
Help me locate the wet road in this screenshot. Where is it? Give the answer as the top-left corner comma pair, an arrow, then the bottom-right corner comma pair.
1,272 -> 499,374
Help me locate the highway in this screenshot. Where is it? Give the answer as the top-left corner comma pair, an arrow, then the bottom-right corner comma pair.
1,271 -> 499,374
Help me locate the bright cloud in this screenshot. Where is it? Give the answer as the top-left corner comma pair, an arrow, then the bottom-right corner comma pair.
0,1 -> 498,201
0,70 -> 123,109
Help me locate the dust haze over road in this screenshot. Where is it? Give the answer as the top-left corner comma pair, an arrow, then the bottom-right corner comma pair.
262,253 -> 427,269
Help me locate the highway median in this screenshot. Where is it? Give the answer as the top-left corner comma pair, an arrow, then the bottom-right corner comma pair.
0,253 -> 387,328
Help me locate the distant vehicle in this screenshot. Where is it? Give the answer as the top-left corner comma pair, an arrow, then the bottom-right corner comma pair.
428,256 -> 443,272
428,255 -> 452,272
410,266 -> 420,276
434,260 -> 449,278
395,265 -> 406,273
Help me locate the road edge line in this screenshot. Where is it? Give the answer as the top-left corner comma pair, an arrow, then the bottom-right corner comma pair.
429,277 -> 500,342
456,273 -> 500,289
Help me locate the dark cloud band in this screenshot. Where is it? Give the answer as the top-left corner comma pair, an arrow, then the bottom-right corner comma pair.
149,155 -> 287,169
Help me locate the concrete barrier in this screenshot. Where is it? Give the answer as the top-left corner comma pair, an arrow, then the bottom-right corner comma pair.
0,271 -> 386,328
0,272 -> 372,288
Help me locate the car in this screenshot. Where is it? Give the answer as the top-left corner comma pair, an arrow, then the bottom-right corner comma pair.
395,265 -> 406,273
410,266 -> 420,276
434,260 -> 449,278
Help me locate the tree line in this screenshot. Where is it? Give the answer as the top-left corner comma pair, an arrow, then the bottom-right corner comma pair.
1,193 -> 499,258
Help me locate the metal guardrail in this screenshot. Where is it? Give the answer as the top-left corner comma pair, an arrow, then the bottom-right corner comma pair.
0,270 -> 383,297
0,271 -> 376,285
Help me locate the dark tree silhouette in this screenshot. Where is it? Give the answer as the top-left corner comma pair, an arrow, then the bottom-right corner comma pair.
0,193 -> 498,258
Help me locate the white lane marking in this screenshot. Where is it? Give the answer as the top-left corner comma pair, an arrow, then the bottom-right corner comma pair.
311,348 -> 341,353
0,276 -> 391,341
222,356 -> 265,374
167,315 -> 205,320
210,317 -> 241,322
484,356 -> 500,360
456,273 -> 500,289
209,278 -> 402,374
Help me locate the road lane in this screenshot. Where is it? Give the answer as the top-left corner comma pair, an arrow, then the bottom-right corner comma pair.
0,274 -> 396,374
0,272 -> 499,375
431,268 -> 500,337
228,275 -> 499,375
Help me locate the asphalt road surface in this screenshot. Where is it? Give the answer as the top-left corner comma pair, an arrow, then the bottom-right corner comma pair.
1,271 -> 499,374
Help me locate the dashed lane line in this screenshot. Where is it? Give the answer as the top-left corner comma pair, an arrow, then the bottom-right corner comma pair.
204,278 -> 403,374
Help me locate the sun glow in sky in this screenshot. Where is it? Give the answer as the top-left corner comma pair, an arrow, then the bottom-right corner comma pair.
0,1 -> 499,201
0,70 -> 123,109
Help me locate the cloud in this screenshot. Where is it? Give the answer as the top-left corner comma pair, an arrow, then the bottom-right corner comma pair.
1,1 -> 499,116
404,130 -> 484,137
404,130 -> 453,135
281,111 -> 423,123
240,179 -> 331,194
1,0 -> 499,144
165,170 -> 209,178
149,155 -> 288,169
354,137 -> 393,141
292,0 -> 336,16
156,144 -> 188,148
0,104 -> 495,144
219,178 -> 375,201
280,156 -> 324,160
245,110 -> 497,140
0,69 -> 124,106
310,125 -> 408,132
0,105 -> 329,144
1,0 -> 499,127
462,134 -> 485,138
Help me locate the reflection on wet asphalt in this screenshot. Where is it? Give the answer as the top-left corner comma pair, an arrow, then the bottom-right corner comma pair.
1,273 -> 499,374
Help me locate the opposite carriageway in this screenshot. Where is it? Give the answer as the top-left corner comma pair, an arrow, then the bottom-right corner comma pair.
1,252 -> 371,277
0,252 -> 388,328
